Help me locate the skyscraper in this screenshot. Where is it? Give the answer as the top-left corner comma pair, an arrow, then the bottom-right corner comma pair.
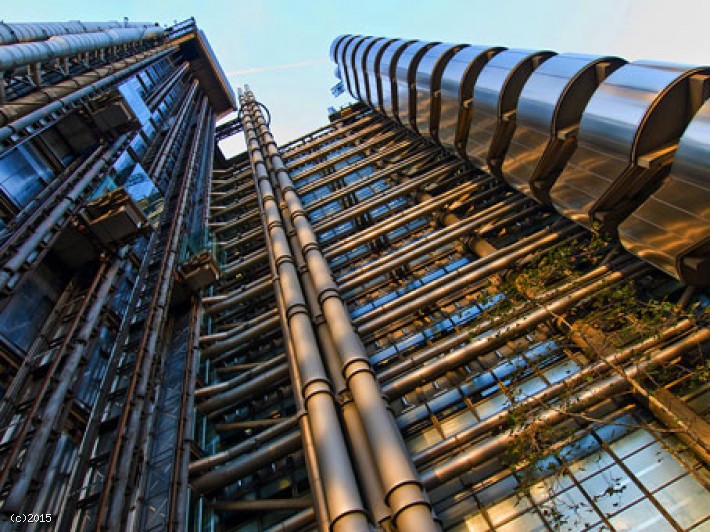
0,18 -> 234,530
0,20 -> 708,532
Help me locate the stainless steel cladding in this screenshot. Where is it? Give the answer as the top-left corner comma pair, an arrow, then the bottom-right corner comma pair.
338,35 -> 361,98
329,34 -> 710,285
0,20 -> 161,45
394,41 -> 439,127
364,39 -> 396,108
618,99 -> 710,285
352,37 -> 383,102
0,27 -> 165,71
347,36 -> 370,99
379,40 -> 415,118
438,45 -> 504,156
413,43 -> 467,140
466,49 -> 555,173
330,34 -> 348,63
502,54 -> 625,203
549,61 -> 710,231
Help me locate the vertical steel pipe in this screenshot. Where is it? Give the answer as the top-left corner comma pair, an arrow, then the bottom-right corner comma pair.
245,90 -> 440,532
240,90 -> 370,532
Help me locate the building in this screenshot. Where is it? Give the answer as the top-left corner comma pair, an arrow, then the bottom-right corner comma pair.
0,18 -> 234,530
0,19 -> 708,532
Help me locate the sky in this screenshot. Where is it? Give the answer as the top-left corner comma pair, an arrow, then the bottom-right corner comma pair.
5,0 -> 710,157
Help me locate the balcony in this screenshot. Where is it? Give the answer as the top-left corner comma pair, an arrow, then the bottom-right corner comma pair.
177,230 -> 223,294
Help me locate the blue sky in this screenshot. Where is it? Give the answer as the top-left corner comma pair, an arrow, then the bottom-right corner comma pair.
5,0 -> 710,157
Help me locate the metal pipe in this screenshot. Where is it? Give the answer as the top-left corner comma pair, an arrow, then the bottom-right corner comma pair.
289,125 -> 399,185
313,161 -> 462,234
203,279 -> 271,315
421,327 -> 710,488
374,237 -> 596,385
218,226 -> 264,251
198,362 -> 290,415
0,133 -> 130,293
0,27 -> 165,72
324,180 -> 479,259
413,320 -> 695,467
189,417 -> 300,474
355,226 -> 572,335
147,80 -> 200,178
145,62 -> 189,110
190,430 -> 303,493
246,91 -> 439,532
195,354 -> 287,398
199,308 -> 278,342
278,164 -> 394,529
170,301 -> 201,532
297,139 -> 413,197
0,144 -> 103,249
210,209 -> 261,234
282,113 -> 379,159
102,97 -> 210,530
258,157 -> 330,532
221,249 -> 268,277
202,315 -> 281,359
212,497 -> 313,512
215,418 -> 294,431
2,253 -> 123,511
241,93 -> 370,531
339,196 -> 530,292
264,508 -> 316,532
382,260 -> 649,399
0,46 -> 174,138
0,20 -> 161,45
304,148 -> 433,214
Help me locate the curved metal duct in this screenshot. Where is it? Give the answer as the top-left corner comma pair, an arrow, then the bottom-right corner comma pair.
352,36 -> 383,103
348,36 -> 376,100
501,53 -> 626,203
0,20 -> 160,45
379,39 -> 415,118
338,35 -> 362,98
364,38 -> 396,108
549,60 -> 710,232
438,45 -> 504,156
327,33 -> 710,286
618,98 -> 710,286
414,42 -> 467,139
329,34 -> 348,63
394,40 -> 439,127
466,48 -> 555,172
0,26 -> 165,72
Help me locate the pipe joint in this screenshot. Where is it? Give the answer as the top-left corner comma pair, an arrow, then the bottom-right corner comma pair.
330,509 -> 371,532
341,358 -> 375,384
317,286 -> 340,306
273,253 -> 295,270
281,184 -> 296,195
301,378 -> 334,403
301,240 -> 321,256
386,481 -> 436,530
285,301 -> 309,320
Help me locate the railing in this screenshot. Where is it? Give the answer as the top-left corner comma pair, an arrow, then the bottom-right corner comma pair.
165,17 -> 197,42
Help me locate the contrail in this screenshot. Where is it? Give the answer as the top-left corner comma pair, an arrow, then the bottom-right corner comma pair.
226,59 -> 328,76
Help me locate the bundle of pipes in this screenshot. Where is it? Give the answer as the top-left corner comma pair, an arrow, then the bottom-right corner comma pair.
0,20 -> 161,45
234,87 -> 441,531
331,34 -> 710,286
0,26 -> 165,72
0,46 -> 174,140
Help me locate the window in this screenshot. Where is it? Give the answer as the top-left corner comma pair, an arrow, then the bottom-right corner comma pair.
0,261 -> 67,351
0,144 -> 54,209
